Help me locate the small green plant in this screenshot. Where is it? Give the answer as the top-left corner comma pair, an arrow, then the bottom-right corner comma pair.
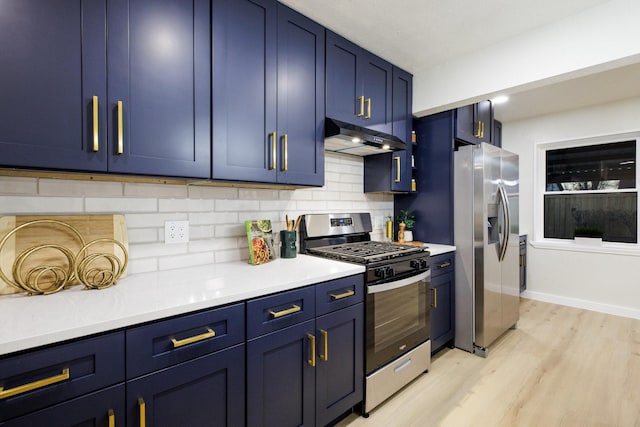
574,226 -> 604,238
395,209 -> 415,229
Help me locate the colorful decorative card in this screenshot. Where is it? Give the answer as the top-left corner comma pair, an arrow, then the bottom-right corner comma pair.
245,219 -> 274,265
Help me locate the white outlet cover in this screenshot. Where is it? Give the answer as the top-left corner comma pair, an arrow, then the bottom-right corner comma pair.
165,220 -> 189,244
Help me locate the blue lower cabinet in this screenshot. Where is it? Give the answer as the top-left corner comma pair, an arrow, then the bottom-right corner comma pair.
430,253 -> 455,354
315,303 -> 363,427
0,384 -> 124,427
126,344 -> 245,427
247,320 -> 316,427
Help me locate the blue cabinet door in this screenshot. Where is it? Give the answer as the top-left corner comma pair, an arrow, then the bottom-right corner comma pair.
0,0 -> 108,172
315,303 -> 364,427
455,101 -> 493,145
107,0 -> 211,178
212,0 -> 277,183
276,5 -> 325,186
247,320 -> 316,427
431,271 -> 454,354
213,0 -> 324,186
126,344 -> 245,427
326,31 -> 362,125
390,66 -> 413,192
326,31 -> 392,133
1,385 -> 124,427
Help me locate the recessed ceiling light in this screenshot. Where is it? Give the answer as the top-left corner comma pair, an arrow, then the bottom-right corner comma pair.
492,95 -> 509,104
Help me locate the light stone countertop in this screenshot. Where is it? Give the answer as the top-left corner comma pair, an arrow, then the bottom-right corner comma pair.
424,243 -> 456,256
0,254 -> 364,356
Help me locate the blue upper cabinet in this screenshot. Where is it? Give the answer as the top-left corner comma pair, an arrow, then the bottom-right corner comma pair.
0,0 -> 210,179
364,66 -> 413,193
326,31 -> 392,134
107,0 -> 211,178
212,0 -> 324,186
455,100 -> 493,145
0,0 -> 108,172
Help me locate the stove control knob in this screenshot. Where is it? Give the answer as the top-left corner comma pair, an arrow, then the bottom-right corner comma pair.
420,259 -> 429,269
385,267 -> 395,277
374,268 -> 387,279
410,260 -> 421,270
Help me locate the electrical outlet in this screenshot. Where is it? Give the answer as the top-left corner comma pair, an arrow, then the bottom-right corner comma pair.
165,220 -> 189,244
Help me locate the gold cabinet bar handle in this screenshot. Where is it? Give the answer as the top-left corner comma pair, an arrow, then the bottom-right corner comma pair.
438,261 -> 451,269
138,398 -> 146,427
480,121 -> 485,139
365,98 -> 371,119
282,134 -> 288,171
92,96 -> 99,152
330,289 -> 355,300
269,131 -> 277,170
108,409 -> 115,427
356,96 -> 365,117
307,333 -> 316,367
116,101 -> 123,154
0,368 -> 70,400
170,327 -> 215,348
394,156 -> 401,182
320,329 -> 328,362
269,304 -> 301,318
474,120 -> 481,138
432,288 -> 438,309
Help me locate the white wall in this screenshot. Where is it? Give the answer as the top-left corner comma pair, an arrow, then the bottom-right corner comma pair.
0,153 -> 392,293
413,0 -> 640,116
503,97 -> 640,319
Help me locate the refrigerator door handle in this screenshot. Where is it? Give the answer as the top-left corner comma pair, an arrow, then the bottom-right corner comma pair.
498,185 -> 511,261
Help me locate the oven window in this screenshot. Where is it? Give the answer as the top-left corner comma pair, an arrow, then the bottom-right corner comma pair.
373,282 -> 427,352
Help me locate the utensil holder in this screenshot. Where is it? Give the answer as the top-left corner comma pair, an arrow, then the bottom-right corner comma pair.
280,230 -> 297,258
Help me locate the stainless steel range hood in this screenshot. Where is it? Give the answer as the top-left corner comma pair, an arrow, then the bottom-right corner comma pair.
324,118 -> 407,156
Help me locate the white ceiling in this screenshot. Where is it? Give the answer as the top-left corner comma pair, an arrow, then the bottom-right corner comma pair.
279,0 -> 640,122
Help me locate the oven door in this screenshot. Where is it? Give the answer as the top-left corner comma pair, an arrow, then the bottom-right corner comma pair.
366,270 -> 431,374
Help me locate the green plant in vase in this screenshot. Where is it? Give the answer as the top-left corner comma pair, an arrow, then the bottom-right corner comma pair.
396,209 -> 416,242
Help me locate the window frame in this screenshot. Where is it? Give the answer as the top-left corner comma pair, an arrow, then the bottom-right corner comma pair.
533,131 -> 640,255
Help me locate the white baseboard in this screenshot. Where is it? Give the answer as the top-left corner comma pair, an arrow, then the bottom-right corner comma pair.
521,290 -> 640,320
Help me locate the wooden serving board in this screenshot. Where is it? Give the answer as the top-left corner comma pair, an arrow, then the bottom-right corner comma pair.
0,214 -> 128,295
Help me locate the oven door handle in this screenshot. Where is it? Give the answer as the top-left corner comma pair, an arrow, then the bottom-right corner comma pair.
367,271 -> 430,294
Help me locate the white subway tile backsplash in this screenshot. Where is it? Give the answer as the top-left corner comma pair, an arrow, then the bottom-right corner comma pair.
127,228 -> 159,244
159,198 -> 214,212
0,196 -> 83,214
187,185 -> 238,200
159,252 -> 214,271
38,179 -> 123,197
85,197 -> 157,213
125,183 -> 188,198
0,152 -> 393,282
0,177 -> 38,195
215,199 -> 260,212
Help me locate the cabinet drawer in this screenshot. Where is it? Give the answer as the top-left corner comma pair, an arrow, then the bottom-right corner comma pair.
431,252 -> 454,277
0,332 -> 124,422
315,274 -> 364,316
126,303 -> 244,379
247,286 -> 315,339
1,384 -> 125,427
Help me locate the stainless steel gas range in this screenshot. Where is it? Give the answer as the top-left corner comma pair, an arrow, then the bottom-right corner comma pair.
300,213 -> 431,415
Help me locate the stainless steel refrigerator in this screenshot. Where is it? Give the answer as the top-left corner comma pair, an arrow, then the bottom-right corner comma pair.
454,142 -> 519,357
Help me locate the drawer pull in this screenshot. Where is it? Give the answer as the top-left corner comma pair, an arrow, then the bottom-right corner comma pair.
320,329 -> 329,362
0,368 -> 70,400
170,327 -> 216,348
138,398 -> 146,427
330,290 -> 355,300
438,261 -> 451,269
308,333 -> 316,367
108,409 -> 115,427
269,304 -> 301,318
432,287 -> 438,309
92,95 -> 99,152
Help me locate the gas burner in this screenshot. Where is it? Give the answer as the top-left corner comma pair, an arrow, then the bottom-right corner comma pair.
307,241 -> 426,264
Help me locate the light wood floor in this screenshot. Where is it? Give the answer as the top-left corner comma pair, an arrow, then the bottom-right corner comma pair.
337,298 -> 640,427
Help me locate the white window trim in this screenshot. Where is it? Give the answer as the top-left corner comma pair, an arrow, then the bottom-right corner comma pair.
532,131 -> 640,256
